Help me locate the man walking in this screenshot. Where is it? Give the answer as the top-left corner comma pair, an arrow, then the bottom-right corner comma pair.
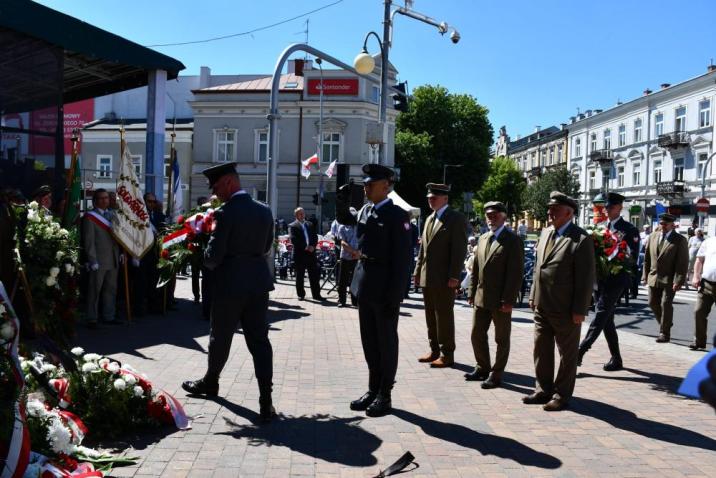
289,207 -> 325,301
690,232 -> 716,350
344,164 -> 411,417
578,193 -> 639,371
414,183 -> 468,368
642,213 -> 689,343
525,191 -> 594,411
182,162 -> 276,423
466,201 -> 523,388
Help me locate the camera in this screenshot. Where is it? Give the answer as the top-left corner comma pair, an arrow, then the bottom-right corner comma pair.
450,30 -> 460,44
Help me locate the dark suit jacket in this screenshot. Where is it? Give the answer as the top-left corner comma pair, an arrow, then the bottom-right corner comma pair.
602,217 -> 640,287
468,227 -> 524,309
414,207 -> 468,287
350,200 -> 412,305
529,223 -> 595,319
642,229 -> 689,288
204,192 -> 274,297
288,219 -> 318,263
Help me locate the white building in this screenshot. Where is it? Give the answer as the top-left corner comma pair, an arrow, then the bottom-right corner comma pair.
567,64 -> 716,233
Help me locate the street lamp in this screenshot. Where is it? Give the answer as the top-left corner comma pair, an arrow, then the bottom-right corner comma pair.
443,164 -> 463,183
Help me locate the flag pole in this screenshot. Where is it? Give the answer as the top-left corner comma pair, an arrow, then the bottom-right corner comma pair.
61,129 -> 79,226
119,125 -> 133,324
167,128 -> 176,221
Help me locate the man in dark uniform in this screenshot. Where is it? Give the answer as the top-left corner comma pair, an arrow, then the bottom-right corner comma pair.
182,162 -> 276,423
578,192 -> 639,371
340,164 -> 412,417
288,207 -> 325,301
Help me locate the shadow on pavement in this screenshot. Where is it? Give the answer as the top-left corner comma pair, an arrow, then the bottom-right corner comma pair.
392,409 -> 561,469
215,398 -> 380,467
579,367 -> 685,395
571,397 -> 716,451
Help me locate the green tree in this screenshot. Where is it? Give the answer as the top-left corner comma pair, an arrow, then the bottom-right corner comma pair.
476,157 -> 526,219
522,166 -> 580,223
394,85 -> 493,213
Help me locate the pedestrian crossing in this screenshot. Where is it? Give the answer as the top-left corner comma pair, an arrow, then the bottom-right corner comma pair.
638,285 -> 698,303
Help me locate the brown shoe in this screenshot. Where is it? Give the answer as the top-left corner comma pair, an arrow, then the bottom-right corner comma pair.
429,356 -> 454,368
418,351 -> 440,363
543,398 -> 568,411
655,334 -> 670,343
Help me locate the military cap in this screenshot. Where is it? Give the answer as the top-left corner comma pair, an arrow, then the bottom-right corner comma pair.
484,201 -> 507,213
605,192 -> 625,207
547,190 -> 578,212
426,183 -> 451,197
658,212 -> 677,223
591,192 -> 606,205
202,162 -> 238,188
32,185 -> 51,199
362,163 -> 395,183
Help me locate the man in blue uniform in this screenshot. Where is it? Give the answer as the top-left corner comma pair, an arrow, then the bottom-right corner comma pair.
578,192 -> 640,371
341,164 -> 412,417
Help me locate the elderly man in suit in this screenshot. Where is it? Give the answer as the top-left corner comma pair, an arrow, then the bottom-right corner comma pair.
643,213 -> 689,343
466,201 -> 523,388
182,162 -> 276,423
578,192 -> 640,371
289,207 -> 325,301
82,188 -> 121,327
414,183 -> 468,368
525,191 -> 595,411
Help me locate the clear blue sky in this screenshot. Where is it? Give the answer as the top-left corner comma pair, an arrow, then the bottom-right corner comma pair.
42,0 -> 716,142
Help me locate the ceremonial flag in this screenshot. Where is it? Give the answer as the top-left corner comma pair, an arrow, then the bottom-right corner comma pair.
62,154 -> 82,228
324,159 -> 337,178
112,141 -> 154,259
170,148 -> 184,222
301,153 -> 319,179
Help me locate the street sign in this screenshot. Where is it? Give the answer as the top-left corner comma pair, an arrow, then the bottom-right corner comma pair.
696,197 -> 710,213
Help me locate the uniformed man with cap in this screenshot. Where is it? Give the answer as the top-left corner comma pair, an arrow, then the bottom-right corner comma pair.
414,183 -> 468,368
341,163 -> 412,417
32,185 -> 53,216
642,212 -> 689,343
182,162 -> 276,423
466,201 -> 523,388
524,191 -> 595,411
578,192 -> 639,371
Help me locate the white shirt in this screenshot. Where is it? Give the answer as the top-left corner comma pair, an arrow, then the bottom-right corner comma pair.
697,237 -> 716,282
490,224 -> 506,239
661,230 -> 673,241
372,197 -> 391,210
230,189 -> 248,199
298,220 -> 310,245
434,204 -> 449,220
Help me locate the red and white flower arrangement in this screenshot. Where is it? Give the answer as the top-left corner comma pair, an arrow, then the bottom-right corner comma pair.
586,225 -> 634,280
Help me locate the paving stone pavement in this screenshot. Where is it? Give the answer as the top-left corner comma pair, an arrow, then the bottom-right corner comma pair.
76,276 -> 716,477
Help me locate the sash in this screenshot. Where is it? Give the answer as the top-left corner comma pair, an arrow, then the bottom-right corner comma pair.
85,211 -> 111,233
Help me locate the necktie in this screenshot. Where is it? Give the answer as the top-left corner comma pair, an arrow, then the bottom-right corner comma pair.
657,233 -> 666,254
543,230 -> 557,258
103,211 -> 111,221
484,232 -> 495,260
429,214 -> 439,237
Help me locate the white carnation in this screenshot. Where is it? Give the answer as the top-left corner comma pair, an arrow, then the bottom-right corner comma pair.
49,267 -> 60,278
45,276 -> 57,287
56,251 -> 65,260
29,201 -> 39,209
47,416 -> 73,454
64,264 -> 74,275
107,362 -> 120,373
113,378 -> 126,391
0,323 -> 14,340
124,374 -> 137,385
81,362 -> 98,373
44,226 -> 53,235
133,386 -> 144,397
26,400 -> 46,418
83,353 -> 101,362
71,347 -> 84,356
41,363 -> 57,373
27,210 -> 39,222
98,358 -> 110,366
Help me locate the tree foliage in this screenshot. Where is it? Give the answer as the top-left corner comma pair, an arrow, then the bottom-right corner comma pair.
476,157 -> 526,218
522,167 -> 581,223
394,85 -> 493,213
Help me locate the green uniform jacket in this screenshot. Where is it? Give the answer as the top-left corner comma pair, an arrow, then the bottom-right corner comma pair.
642,229 -> 689,288
467,228 -> 524,309
414,207 -> 468,288
529,223 -> 595,318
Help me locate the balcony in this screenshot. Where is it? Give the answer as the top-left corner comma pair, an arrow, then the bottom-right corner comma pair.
657,131 -> 689,149
656,180 -> 686,198
589,149 -> 613,166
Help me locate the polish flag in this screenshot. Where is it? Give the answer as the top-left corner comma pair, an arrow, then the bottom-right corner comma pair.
324,159 -> 337,178
301,153 -> 319,179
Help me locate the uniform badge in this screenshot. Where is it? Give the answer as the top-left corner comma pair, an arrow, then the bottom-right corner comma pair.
404,222 -> 410,230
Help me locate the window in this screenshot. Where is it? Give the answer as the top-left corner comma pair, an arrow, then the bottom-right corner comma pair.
255,130 -> 268,163
213,129 -> 236,163
97,155 -> 112,178
653,159 -> 662,183
632,162 -> 641,185
603,129 -> 611,150
700,100 -> 711,128
370,86 -> 380,104
634,118 -> 643,142
617,165 -> 625,187
698,152 -> 710,179
673,157 -> 684,181
574,138 -> 581,157
164,154 -> 171,179
321,132 -> 341,163
531,151 -> 536,168
130,154 -> 142,178
590,133 -> 597,152
618,124 -> 626,147
602,169 -> 609,187
589,170 -> 596,189
557,143 -> 563,163
655,113 -> 664,136
548,147 -> 554,165
675,106 -> 686,132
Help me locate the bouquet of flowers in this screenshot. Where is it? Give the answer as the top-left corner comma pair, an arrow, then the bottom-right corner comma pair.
157,198 -> 221,287
587,225 -> 634,281
13,201 -> 80,345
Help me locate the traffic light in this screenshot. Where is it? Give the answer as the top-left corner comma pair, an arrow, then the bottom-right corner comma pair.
312,193 -> 319,205
392,82 -> 409,112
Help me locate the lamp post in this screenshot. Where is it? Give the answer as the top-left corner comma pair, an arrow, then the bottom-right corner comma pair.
316,57 -> 325,231
442,164 -> 463,183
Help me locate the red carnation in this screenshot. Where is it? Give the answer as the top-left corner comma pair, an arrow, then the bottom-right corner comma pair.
177,215 -> 185,224
617,252 -> 625,260
187,243 -> 196,252
161,249 -> 170,259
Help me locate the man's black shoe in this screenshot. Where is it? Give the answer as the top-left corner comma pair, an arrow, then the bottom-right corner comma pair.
259,400 -> 276,424
313,295 -> 327,301
602,357 -> 623,372
365,395 -> 392,417
689,342 -> 706,351
522,392 -> 551,405
350,392 -> 377,411
481,373 -> 501,389
577,348 -> 586,367
298,296 -> 305,301
181,378 -> 219,397
656,334 -> 670,343
464,368 -> 489,381
337,302 -> 347,308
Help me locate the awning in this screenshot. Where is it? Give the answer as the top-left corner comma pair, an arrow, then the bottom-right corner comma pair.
389,190 -> 421,218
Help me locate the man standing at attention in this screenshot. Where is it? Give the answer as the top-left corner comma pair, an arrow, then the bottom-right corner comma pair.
289,207 -> 325,301
643,213 -> 689,343
182,162 -> 276,423
466,201 -> 523,388
344,164 -> 412,417
690,234 -> 716,350
414,183 -> 468,368
578,193 -> 639,371
525,191 -> 594,411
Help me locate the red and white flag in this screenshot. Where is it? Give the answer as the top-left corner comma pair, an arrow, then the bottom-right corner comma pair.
301,153 -> 319,179
324,159 -> 337,178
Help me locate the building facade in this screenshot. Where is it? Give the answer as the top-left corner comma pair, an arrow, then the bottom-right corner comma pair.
506,125 -> 569,183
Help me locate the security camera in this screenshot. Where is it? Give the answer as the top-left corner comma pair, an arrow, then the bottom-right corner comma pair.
450,30 -> 461,44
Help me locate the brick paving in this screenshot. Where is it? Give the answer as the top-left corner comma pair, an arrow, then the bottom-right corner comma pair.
76,277 -> 716,477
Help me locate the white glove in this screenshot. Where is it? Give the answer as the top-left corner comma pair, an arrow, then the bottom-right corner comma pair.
90,263 -> 99,271
131,258 -> 140,267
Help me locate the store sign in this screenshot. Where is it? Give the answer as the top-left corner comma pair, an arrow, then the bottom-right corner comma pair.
29,99 -> 94,155
307,78 -> 359,96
